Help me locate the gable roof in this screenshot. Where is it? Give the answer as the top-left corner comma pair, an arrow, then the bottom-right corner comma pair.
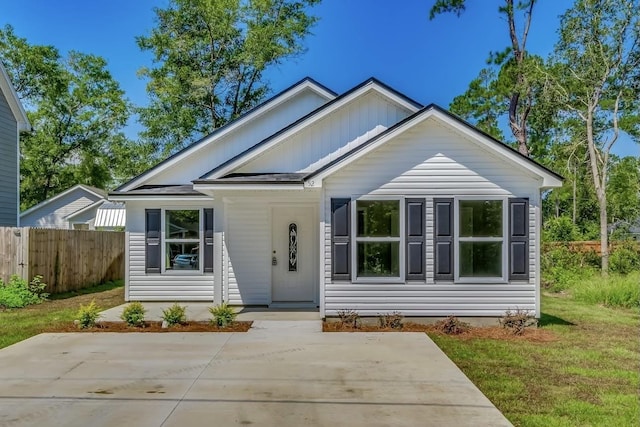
200,77 -> 423,180
115,77 -> 337,192
0,61 -> 30,131
305,104 -> 563,188
20,184 -> 107,217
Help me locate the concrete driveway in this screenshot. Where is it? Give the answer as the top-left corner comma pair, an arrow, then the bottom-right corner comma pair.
0,321 -> 511,427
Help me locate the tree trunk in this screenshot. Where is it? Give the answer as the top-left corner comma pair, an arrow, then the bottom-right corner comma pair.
585,110 -> 609,276
572,165 -> 577,224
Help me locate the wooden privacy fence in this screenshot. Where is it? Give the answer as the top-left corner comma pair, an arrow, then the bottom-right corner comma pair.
0,227 -> 124,294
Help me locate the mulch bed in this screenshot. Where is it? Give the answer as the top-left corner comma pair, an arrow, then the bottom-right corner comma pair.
46,321 -> 253,333
323,322 -> 557,342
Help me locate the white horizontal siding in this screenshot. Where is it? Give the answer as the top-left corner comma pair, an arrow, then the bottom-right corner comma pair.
322,118 -> 542,317
324,284 -> 537,316
150,89 -> 329,185
126,200 -> 214,301
237,92 -> 413,174
225,201 -> 271,305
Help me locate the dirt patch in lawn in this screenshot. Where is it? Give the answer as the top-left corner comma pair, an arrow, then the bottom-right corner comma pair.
46,321 -> 253,333
323,322 -> 557,342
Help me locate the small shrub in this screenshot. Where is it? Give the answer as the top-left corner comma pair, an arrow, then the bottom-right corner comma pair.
76,299 -> 101,328
161,303 -> 187,327
543,216 -> 582,242
609,244 -> 640,275
378,311 -> 404,329
541,246 -> 599,290
337,309 -> 360,328
121,301 -> 146,327
0,275 -> 48,309
209,303 -> 236,327
500,308 -> 536,335
435,315 -> 469,335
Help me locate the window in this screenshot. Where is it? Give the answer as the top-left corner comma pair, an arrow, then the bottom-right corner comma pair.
458,200 -> 504,279
164,210 -> 200,271
355,200 -> 401,278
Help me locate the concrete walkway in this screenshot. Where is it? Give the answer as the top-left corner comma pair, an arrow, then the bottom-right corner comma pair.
99,303 -> 321,322
0,322 -> 512,427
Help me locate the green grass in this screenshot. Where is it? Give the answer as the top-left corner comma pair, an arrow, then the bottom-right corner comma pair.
430,294 -> 640,426
570,271 -> 640,308
0,281 -> 124,349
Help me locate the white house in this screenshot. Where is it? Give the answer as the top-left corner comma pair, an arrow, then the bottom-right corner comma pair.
111,77 -> 562,318
0,61 -> 30,227
21,184 -> 125,230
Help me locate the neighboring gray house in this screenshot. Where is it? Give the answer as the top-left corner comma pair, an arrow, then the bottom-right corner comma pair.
20,184 -> 120,230
0,61 -> 30,226
111,77 -> 563,319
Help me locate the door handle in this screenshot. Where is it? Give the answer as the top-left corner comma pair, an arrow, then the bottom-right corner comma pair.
272,250 -> 277,266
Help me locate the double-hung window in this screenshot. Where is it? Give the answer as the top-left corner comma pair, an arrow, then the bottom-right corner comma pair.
457,199 -> 505,280
164,209 -> 201,271
354,200 -> 402,279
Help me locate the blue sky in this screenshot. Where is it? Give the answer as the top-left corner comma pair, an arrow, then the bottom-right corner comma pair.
2,0 -> 637,157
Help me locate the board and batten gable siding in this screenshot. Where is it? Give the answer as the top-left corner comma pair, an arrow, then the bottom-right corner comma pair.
221,190 -> 319,305
146,90 -> 329,185
126,200 -> 215,301
0,89 -> 18,226
236,92 -> 414,174
323,118 -> 541,317
20,191 -> 103,229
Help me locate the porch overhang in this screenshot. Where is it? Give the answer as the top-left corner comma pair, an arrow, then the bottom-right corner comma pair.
192,173 -> 306,192
108,185 -> 212,201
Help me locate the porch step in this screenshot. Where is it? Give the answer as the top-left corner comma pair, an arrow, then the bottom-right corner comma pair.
248,320 -> 322,334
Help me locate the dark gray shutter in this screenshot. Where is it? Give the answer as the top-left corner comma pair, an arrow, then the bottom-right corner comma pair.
204,208 -> 214,273
434,198 -> 454,281
509,198 -> 529,280
331,198 -> 351,281
406,198 -> 425,280
145,209 -> 161,274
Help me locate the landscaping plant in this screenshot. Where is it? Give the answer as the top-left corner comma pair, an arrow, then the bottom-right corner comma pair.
499,308 -> 536,335
120,301 -> 146,327
161,303 -> 187,327
76,299 -> 101,328
435,315 -> 470,335
337,309 -> 360,328
378,311 -> 404,329
0,275 -> 48,309
209,303 -> 236,327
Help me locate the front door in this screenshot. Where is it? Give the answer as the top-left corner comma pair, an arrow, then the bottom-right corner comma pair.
271,206 -> 316,303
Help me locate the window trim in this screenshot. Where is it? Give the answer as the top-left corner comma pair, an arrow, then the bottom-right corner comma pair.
453,196 -> 508,283
351,196 -> 405,283
161,208 -> 204,275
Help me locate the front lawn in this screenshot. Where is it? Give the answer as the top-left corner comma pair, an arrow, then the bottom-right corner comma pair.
0,281 -> 124,349
431,293 -> 640,426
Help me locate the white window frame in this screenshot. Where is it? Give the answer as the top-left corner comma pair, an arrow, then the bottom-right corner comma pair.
351,196 -> 405,283
454,196 -> 508,283
161,208 -> 204,275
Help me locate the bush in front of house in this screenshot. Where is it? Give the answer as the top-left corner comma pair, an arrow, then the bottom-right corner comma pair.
76,299 -> 101,328
435,315 -> 470,335
500,309 -> 536,335
121,301 -> 146,327
209,303 -> 236,327
162,303 -> 187,327
378,311 -> 404,329
0,275 -> 48,309
337,309 -> 360,328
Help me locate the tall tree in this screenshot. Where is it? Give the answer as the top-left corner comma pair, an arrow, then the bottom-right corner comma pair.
137,0 -> 321,156
545,0 -> 640,274
0,25 -> 133,209
430,0 -> 538,156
